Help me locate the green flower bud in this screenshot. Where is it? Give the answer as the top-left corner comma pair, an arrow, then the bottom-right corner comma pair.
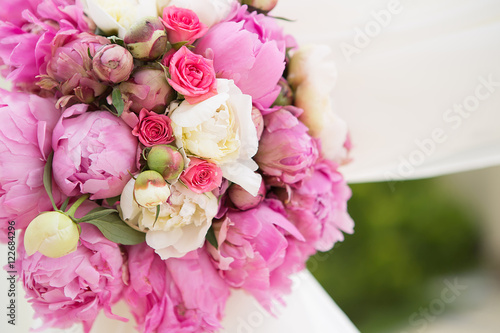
147,145 -> 185,182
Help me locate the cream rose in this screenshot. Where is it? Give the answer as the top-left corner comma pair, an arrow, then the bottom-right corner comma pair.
170,79 -> 262,196
82,0 -> 158,38
159,0 -> 235,28
288,44 -> 349,163
118,178 -> 218,259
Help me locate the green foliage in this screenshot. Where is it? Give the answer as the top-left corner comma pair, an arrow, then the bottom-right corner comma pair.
309,179 -> 480,332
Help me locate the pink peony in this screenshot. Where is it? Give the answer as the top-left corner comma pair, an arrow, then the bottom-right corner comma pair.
0,0 -> 94,91
40,31 -> 109,103
125,244 -> 230,333
180,157 -> 222,194
195,13 -> 286,108
167,46 -> 217,104
226,4 -> 295,50
52,104 -> 139,200
19,223 -> 126,333
286,160 -> 354,251
208,201 -> 304,310
132,108 -> 175,147
255,107 -> 319,186
0,90 -> 63,241
162,6 -> 208,45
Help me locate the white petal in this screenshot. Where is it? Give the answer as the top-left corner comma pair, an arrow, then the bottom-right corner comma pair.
221,162 -> 262,196
170,93 -> 229,127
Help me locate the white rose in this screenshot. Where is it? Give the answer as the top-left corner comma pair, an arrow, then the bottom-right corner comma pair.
118,178 -> 218,259
160,0 -> 235,28
170,79 -> 262,196
288,44 -> 349,163
82,0 -> 158,38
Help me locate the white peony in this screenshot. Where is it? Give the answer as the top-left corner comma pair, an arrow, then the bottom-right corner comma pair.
288,44 -> 349,163
170,79 -> 262,196
82,0 -> 158,38
159,0 -> 235,28
118,178 -> 218,259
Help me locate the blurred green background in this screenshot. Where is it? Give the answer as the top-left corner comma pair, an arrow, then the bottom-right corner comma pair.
310,178 -> 481,333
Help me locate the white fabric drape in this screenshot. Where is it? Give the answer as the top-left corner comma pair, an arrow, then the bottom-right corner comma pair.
275,0 -> 500,183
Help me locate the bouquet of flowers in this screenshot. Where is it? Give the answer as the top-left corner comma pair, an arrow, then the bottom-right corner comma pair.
0,0 -> 354,332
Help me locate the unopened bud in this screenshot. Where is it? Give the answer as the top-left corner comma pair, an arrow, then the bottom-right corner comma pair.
24,211 -> 80,258
251,107 -> 264,140
134,170 -> 171,208
92,44 -> 134,83
272,78 -> 293,106
242,0 -> 278,13
147,145 -> 185,182
228,179 -> 266,210
124,17 -> 168,61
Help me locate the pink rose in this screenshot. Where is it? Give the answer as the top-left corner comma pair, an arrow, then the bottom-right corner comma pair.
162,6 -> 208,45
255,107 -> 319,186
180,157 -> 222,193
52,104 -> 139,200
0,90 -> 64,241
132,108 -> 175,147
125,244 -> 229,333
167,46 -> 217,104
19,223 -> 125,332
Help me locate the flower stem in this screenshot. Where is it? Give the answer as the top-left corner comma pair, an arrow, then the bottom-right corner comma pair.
66,194 -> 90,219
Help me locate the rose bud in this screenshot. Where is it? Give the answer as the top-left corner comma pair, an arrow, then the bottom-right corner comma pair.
124,16 -> 168,61
92,44 -> 134,84
241,0 -> 278,12
228,178 -> 266,210
272,78 -> 293,106
24,211 -> 80,258
119,66 -> 175,113
146,145 -> 185,182
133,170 -> 171,208
251,106 -> 264,140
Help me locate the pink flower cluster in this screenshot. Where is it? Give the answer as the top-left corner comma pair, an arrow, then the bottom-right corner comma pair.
0,2 -> 354,332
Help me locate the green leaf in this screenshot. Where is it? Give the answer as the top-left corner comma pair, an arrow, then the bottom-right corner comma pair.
60,197 -> 70,212
106,195 -> 121,207
111,88 -> 125,117
154,205 -> 160,225
83,210 -> 145,245
77,208 -> 118,223
206,226 -> 218,250
107,36 -> 126,48
268,15 -> 296,22
43,152 -> 58,211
